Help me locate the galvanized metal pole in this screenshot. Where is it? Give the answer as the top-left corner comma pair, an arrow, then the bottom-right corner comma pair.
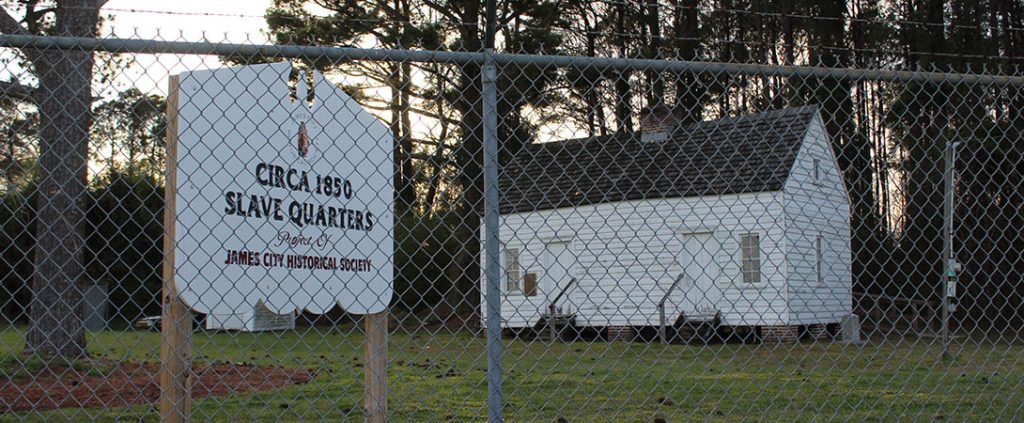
482,0 -> 502,415
481,50 -> 504,422
941,141 -> 954,359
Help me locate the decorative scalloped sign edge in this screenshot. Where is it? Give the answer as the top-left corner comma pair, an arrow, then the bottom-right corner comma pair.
171,62 -> 394,316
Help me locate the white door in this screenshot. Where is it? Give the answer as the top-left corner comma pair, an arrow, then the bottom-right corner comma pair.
678,232 -> 721,320
543,241 -> 574,312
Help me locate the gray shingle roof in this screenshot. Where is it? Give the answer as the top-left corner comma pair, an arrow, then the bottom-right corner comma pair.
499,105 -> 821,214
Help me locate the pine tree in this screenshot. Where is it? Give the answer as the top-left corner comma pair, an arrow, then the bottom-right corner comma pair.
0,1 -> 103,359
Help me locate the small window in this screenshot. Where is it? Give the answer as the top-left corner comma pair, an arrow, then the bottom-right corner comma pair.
812,158 -> 821,182
740,234 -> 761,284
816,235 -> 824,287
505,248 -> 521,293
523,273 -> 538,296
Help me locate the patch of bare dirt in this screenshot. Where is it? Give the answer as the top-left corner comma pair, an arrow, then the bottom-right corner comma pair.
0,360 -> 314,413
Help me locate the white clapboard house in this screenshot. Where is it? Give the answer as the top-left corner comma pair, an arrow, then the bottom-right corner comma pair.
482,105 -> 852,342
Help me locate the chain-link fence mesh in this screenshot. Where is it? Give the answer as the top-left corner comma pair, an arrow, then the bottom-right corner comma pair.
2,3 -> 1024,421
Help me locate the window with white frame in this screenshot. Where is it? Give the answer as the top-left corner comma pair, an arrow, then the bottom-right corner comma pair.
740,233 -> 761,284
505,248 -> 522,293
812,157 -> 821,182
816,235 -> 824,286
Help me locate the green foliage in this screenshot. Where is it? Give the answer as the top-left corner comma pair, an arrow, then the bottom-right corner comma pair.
90,89 -> 168,180
0,187 -> 35,322
0,170 -> 165,324
84,170 -> 165,323
393,210 -> 464,313
0,98 -> 38,191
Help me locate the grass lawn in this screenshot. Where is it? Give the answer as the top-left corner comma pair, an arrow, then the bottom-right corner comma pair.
0,325 -> 1021,422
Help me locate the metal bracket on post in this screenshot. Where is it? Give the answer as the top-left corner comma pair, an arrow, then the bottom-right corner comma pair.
545,278 -> 576,342
941,140 -> 960,359
481,48 -> 503,423
658,273 -> 685,345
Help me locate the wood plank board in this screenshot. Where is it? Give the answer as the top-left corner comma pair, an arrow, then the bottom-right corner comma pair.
160,74 -> 193,423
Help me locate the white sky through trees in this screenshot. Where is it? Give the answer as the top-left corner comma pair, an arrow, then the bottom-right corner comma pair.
102,0 -> 273,95
93,1 -> 452,180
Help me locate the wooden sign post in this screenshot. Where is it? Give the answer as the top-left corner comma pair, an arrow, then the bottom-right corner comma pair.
161,75 -> 193,422
364,312 -> 388,422
160,63 -> 395,421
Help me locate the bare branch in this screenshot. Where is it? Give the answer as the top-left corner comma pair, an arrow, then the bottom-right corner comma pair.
409,138 -> 450,148
420,0 -> 462,26
404,152 -> 436,161
358,102 -> 462,126
0,80 -> 36,103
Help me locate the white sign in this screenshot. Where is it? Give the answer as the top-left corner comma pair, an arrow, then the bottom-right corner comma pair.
172,62 -> 394,315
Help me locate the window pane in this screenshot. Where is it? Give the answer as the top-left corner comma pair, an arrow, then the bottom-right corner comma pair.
505,249 -> 521,292
816,236 -> 823,286
741,234 -> 760,284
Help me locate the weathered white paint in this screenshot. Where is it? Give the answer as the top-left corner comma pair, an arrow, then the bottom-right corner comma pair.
483,112 -> 853,330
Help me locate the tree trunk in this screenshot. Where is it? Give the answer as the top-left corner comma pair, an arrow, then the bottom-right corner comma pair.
24,1 -> 98,358
390,61 -> 416,211
451,0 -> 484,314
674,0 -> 701,123
900,0 -> 948,300
813,0 -> 883,298
580,8 -> 607,137
614,2 -> 633,133
424,67 -> 448,214
392,0 -> 416,211
645,0 -> 664,105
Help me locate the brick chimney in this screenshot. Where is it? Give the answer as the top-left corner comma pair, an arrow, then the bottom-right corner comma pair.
639,104 -> 683,142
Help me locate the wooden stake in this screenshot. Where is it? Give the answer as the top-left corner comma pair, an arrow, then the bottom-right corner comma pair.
364,311 -> 388,422
160,75 -> 193,423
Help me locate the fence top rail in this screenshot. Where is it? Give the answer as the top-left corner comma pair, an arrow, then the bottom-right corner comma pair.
3,34 -> 1024,86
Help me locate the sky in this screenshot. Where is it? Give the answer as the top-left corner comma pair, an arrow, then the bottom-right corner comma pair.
103,0 -> 272,41
100,1 -> 276,95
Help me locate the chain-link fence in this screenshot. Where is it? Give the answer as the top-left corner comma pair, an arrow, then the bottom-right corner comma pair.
1,13 -> 1024,422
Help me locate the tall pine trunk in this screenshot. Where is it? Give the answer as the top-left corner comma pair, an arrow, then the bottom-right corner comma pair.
674,0 -> 702,123
614,2 -> 633,133
24,1 -> 98,358
899,0 -> 948,300
451,0 -> 484,315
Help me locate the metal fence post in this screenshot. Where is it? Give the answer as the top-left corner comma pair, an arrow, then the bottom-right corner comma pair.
941,140 -> 951,359
482,48 -> 504,423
